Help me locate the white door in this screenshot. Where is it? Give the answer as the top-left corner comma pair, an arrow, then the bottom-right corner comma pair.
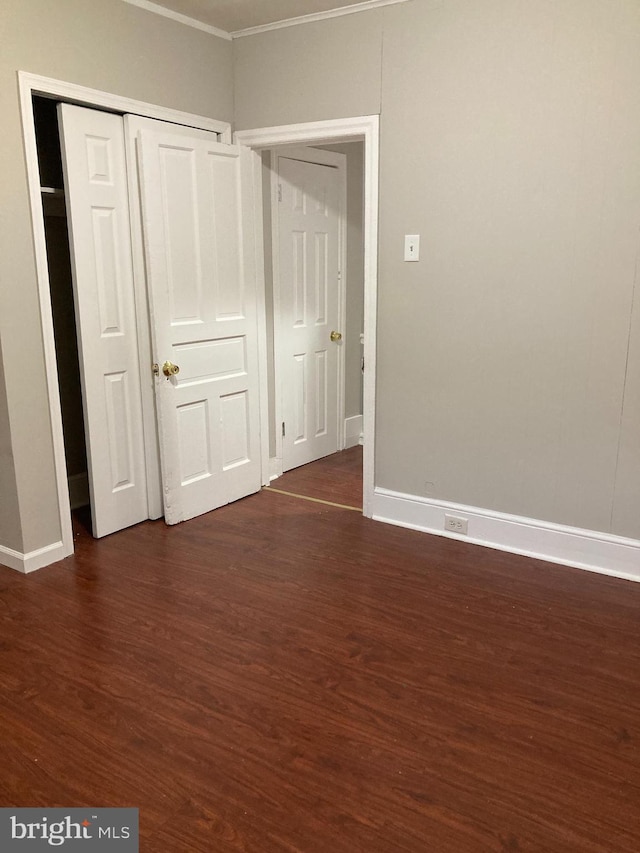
137,126 -> 262,524
275,150 -> 345,471
58,104 -> 149,538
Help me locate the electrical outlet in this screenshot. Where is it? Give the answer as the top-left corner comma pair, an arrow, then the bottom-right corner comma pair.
444,514 -> 468,535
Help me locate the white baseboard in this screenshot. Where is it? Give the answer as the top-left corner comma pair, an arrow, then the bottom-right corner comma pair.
372,487 -> 640,584
344,414 -> 363,449
68,472 -> 89,510
269,457 -> 282,482
0,544 -> 25,573
0,540 -> 71,574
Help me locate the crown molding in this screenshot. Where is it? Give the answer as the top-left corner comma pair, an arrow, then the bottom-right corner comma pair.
122,0 -> 232,40
122,0 -> 409,41
232,0 -> 409,38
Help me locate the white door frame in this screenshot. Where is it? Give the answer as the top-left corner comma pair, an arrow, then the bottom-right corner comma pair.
18,71 -> 232,565
270,146 -> 348,477
235,115 -> 379,518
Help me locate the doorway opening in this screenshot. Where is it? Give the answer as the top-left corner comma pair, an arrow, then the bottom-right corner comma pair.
266,446 -> 363,511
262,141 -> 365,495
235,116 -> 379,518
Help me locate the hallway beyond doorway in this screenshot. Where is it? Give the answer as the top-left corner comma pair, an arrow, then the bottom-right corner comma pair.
266,446 -> 362,510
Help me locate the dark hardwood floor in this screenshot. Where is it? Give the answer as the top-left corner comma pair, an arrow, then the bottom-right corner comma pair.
268,445 -> 363,508
1,456 -> 639,851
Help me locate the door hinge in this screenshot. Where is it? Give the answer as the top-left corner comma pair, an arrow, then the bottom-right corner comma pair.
278,183 -> 282,202
338,269 -> 342,281
282,421 -> 286,437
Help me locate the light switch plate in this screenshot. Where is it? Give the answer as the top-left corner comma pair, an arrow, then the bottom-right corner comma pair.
404,234 -> 420,262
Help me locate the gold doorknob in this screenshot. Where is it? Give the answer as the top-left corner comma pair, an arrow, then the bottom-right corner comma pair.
162,360 -> 180,377
330,330 -> 342,342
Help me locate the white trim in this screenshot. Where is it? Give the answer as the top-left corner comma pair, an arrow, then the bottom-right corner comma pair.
271,146 -> 347,469
122,0 -> 409,40
19,73 -> 231,137
235,115 -> 378,518
0,545 -> 26,573
19,76 -> 75,567
269,457 -> 282,481
121,0 -> 232,40
361,119 -> 378,518
235,116 -> 375,149
372,487 -> 640,584
344,415 -> 363,449
232,0 -> 409,38
239,146 -> 272,488
269,152 -> 284,470
23,542 -> 69,574
18,71 -> 233,571
0,541 -> 69,575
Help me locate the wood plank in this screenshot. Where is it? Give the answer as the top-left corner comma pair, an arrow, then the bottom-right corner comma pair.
271,445 -> 363,508
0,479 -> 639,851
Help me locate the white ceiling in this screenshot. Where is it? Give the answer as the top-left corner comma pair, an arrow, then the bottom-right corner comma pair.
146,0 -> 375,33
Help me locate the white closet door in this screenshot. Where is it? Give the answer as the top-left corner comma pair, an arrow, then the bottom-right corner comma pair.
58,103 -> 149,538
137,126 -> 261,524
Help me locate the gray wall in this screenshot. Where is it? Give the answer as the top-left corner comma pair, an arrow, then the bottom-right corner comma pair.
234,0 -> 640,539
0,0 -> 233,554
0,356 -> 21,553
234,8 -> 384,129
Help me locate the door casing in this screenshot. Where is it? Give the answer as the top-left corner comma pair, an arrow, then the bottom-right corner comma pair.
235,117 -> 379,519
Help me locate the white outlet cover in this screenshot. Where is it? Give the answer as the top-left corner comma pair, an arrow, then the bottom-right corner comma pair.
444,513 -> 468,535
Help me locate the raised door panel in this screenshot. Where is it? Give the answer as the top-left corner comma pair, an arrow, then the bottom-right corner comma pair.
208,153 -> 245,321
158,145 -> 204,326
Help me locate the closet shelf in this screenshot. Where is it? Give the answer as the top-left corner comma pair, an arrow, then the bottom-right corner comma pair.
41,187 -> 66,218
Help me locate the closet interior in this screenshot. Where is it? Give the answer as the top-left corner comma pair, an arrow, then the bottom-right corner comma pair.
33,96 -> 90,519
